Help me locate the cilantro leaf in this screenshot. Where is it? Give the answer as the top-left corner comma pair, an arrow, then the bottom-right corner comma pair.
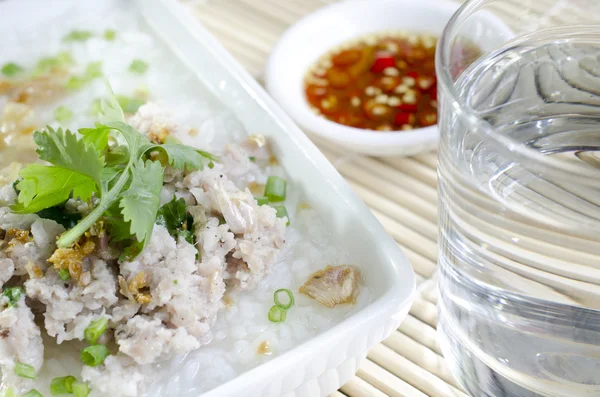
156,196 -> 194,245
12,165 -> 97,213
105,218 -> 133,241
149,144 -> 206,171
156,196 -> 187,232
33,127 -> 104,186
37,205 -> 82,229
177,228 -> 194,245
119,159 -> 163,245
79,124 -> 111,152
100,80 -> 125,123
101,121 -> 152,159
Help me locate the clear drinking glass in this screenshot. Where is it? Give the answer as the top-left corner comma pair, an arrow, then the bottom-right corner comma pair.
436,1 -> 600,396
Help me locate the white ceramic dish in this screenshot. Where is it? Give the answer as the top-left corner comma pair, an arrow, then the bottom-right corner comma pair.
1,1 -> 416,396
265,0 -> 514,157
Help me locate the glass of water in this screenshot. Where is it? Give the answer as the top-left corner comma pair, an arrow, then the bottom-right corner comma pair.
436,0 -> 600,396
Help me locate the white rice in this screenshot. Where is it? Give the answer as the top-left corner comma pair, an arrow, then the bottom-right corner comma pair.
0,2 -> 370,396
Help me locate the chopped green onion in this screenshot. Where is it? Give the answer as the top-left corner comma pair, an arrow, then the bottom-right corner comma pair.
129,59 -> 148,74
85,61 -> 103,80
0,387 -> 14,397
64,30 -> 92,42
273,205 -> 290,226
1,63 -> 23,77
255,196 -> 268,206
58,268 -> 71,281
72,383 -> 90,397
14,362 -> 36,379
22,390 -> 42,397
116,95 -> 145,114
103,29 -> 117,41
56,52 -> 74,66
89,98 -> 102,117
84,317 -> 108,344
3,287 -> 24,307
54,106 -> 73,123
81,344 -> 109,367
34,52 -> 74,76
208,161 -> 215,169
268,305 -> 287,323
66,76 -> 86,90
248,156 -> 256,162
264,176 -> 286,202
274,288 -> 294,310
50,376 -> 76,395
173,280 -> 178,285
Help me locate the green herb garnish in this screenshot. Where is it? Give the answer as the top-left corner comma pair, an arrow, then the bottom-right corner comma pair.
12,81 -> 213,255
156,196 -> 194,245
268,305 -> 287,323
85,61 -> 103,80
0,387 -> 15,397
34,52 -> 74,76
264,176 -> 286,202
255,196 -> 268,206
50,376 -> 76,395
72,382 -> 90,397
22,390 -> 42,397
129,59 -> 148,74
54,106 -> 73,123
103,29 -> 117,41
1,63 -> 23,77
3,287 -> 24,307
116,95 -> 145,114
66,76 -> 86,91
64,30 -> 93,42
58,268 -> 71,281
66,62 -> 102,91
273,205 -> 290,226
84,317 -> 108,344
81,345 -> 109,367
274,288 -> 294,310
37,205 -> 82,229
14,362 -> 36,379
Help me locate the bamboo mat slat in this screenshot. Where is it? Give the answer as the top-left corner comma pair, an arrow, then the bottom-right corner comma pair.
181,0 -> 478,395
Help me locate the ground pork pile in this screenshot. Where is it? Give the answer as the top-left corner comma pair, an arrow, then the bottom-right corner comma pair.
0,103 -> 287,395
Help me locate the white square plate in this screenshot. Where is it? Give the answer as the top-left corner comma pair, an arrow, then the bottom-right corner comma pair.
0,1 -> 416,396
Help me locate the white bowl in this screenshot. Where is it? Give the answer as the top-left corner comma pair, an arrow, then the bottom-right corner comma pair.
265,0 -> 512,157
0,1 -> 416,396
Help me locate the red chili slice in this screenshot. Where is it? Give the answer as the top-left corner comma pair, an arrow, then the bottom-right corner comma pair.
398,103 -> 418,113
394,111 -> 415,126
406,71 -> 419,79
371,53 -> 396,73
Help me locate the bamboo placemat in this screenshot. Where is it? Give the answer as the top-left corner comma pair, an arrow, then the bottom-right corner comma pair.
179,1 -> 552,396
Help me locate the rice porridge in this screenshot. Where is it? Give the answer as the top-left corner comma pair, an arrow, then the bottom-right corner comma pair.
0,2 -> 369,396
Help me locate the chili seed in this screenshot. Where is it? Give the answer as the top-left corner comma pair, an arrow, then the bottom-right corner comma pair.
383,67 -> 400,76
402,76 -> 416,87
375,94 -> 389,104
387,96 -> 401,107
